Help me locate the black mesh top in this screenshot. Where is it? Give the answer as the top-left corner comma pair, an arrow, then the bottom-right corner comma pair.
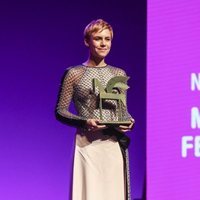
56,64 -> 132,128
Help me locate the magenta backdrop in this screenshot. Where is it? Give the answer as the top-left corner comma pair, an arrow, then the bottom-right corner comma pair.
148,1 -> 200,199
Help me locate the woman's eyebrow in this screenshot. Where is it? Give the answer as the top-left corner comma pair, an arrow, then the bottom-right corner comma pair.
93,36 -> 102,38
93,36 -> 111,39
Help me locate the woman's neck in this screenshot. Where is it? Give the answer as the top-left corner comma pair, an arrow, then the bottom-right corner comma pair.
83,56 -> 106,67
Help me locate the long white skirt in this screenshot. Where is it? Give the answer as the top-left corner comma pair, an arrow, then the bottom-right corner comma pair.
72,131 -> 125,200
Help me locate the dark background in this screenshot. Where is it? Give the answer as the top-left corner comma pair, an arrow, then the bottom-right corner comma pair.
0,0 -> 146,199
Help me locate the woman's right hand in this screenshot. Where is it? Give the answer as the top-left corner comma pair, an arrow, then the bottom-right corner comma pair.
86,119 -> 107,132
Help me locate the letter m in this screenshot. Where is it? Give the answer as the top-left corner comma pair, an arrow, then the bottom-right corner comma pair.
191,107 -> 200,129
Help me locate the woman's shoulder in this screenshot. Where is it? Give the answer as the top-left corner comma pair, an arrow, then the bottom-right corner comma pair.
60,65 -> 86,82
65,64 -> 85,73
63,65 -> 86,76
108,65 -> 127,76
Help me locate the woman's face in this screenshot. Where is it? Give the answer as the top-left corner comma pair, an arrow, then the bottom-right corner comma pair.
86,29 -> 112,59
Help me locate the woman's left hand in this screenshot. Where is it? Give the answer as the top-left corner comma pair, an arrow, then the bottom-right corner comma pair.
114,118 -> 135,133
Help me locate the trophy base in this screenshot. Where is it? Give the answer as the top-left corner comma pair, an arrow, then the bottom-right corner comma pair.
98,121 -> 132,127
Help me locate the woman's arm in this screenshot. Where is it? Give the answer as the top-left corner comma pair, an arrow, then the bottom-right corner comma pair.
55,68 -> 87,128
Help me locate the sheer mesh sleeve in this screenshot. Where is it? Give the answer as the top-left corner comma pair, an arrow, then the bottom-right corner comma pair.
55,67 -> 87,127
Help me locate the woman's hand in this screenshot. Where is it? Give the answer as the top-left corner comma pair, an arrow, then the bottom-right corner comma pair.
114,118 -> 135,133
86,119 -> 107,132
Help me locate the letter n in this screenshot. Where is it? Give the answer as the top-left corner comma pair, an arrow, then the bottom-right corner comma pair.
191,73 -> 200,91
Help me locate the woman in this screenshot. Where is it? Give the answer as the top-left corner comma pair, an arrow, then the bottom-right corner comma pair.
56,19 -> 134,200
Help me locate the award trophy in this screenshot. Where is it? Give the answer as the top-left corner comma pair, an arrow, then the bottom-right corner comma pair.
92,76 -> 132,126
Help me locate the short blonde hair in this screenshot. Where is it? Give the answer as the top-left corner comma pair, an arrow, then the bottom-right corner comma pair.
84,19 -> 113,42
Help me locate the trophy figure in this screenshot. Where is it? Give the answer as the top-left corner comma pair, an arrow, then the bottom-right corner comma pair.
93,76 -> 132,126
